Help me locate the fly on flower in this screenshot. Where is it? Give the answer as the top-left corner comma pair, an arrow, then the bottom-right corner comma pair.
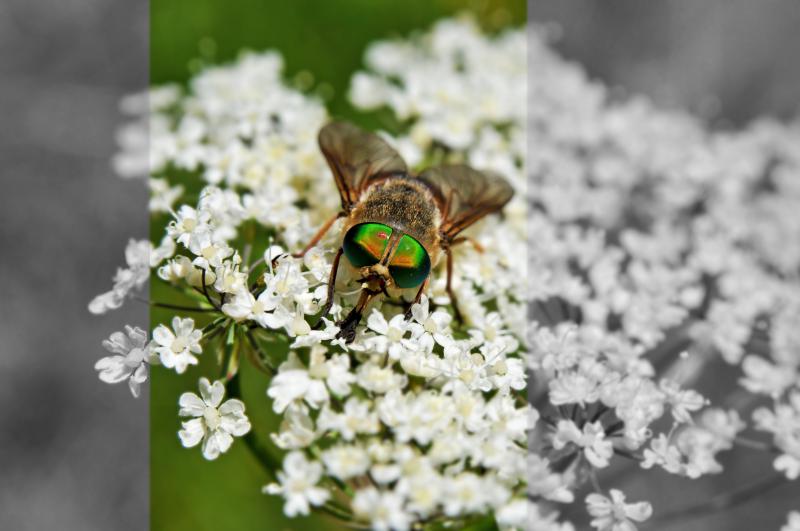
297,121 -> 514,342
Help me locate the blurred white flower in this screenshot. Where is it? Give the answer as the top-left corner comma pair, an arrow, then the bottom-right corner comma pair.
553,420 -> 614,468
740,355 -> 797,398
659,379 -> 707,423
352,487 -> 412,531
753,392 -> 800,479
321,444 -> 371,481
585,489 -> 652,531
270,403 -> 317,450
783,511 -> 800,531
264,451 -> 330,517
88,239 -> 151,314
149,177 -> 183,213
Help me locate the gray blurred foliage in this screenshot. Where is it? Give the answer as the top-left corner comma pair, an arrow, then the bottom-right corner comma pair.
532,0 -> 800,126
0,0 -> 148,530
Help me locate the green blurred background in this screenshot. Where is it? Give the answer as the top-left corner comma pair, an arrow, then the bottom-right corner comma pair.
149,2 -> 523,530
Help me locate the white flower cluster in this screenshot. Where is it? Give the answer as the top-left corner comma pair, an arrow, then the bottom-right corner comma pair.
90,14 -> 800,531
94,18 -> 532,530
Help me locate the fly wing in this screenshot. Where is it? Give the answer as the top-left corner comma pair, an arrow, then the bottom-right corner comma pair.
318,121 -> 408,211
417,164 -> 514,240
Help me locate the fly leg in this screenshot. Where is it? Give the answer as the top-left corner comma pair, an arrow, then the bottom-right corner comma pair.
450,236 -> 484,253
404,278 -> 429,321
444,246 -> 464,323
313,247 -> 343,329
292,211 -> 344,259
336,288 -> 379,343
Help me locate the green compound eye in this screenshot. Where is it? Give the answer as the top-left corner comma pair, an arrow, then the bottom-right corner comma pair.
389,234 -> 431,289
342,223 -> 393,268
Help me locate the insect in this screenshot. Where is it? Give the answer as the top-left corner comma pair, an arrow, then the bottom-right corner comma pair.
296,121 -> 514,343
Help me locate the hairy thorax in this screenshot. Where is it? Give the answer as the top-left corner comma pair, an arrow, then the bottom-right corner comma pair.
346,176 -> 442,264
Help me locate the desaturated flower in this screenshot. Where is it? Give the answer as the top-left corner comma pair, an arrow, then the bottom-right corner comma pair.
95,325 -> 155,397
659,379 -> 707,423
585,489 -> 653,531
783,511 -> 800,531
641,433 -> 685,476
553,420 -> 614,468
753,392 -> 800,479
549,371 -> 600,407
740,355 -> 797,398
88,239 -> 151,314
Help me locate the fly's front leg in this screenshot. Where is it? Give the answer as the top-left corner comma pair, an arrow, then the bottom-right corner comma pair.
450,236 -> 484,253
293,211 -> 345,259
314,247 -> 343,329
404,278 -> 429,321
336,288 -> 379,344
444,246 -> 464,323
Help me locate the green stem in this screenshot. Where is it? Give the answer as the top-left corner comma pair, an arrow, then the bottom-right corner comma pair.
201,269 -> 222,311
225,373 -> 282,479
134,295 -> 217,313
244,329 -> 276,375
225,372 -> 356,525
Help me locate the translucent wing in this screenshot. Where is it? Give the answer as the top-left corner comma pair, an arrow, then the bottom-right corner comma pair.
318,121 -> 408,211
417,164 -> 514,240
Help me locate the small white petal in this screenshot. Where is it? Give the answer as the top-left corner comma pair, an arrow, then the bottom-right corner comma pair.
178,418 -> 205,448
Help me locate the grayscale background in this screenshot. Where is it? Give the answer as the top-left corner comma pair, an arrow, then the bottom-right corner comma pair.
0,0 -> 148,530
1,0 -> 799,530
531,1 -> 800,530
532,0 -> 800,126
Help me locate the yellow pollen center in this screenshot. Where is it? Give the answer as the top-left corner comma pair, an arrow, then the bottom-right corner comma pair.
203,406 -> 221,430
171,337 -> 188,353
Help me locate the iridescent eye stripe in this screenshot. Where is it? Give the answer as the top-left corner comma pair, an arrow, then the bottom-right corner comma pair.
389,234 -> 431,288
390,234 -> 426,268
342,223 -> 394,268
355,223 -> 391,260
